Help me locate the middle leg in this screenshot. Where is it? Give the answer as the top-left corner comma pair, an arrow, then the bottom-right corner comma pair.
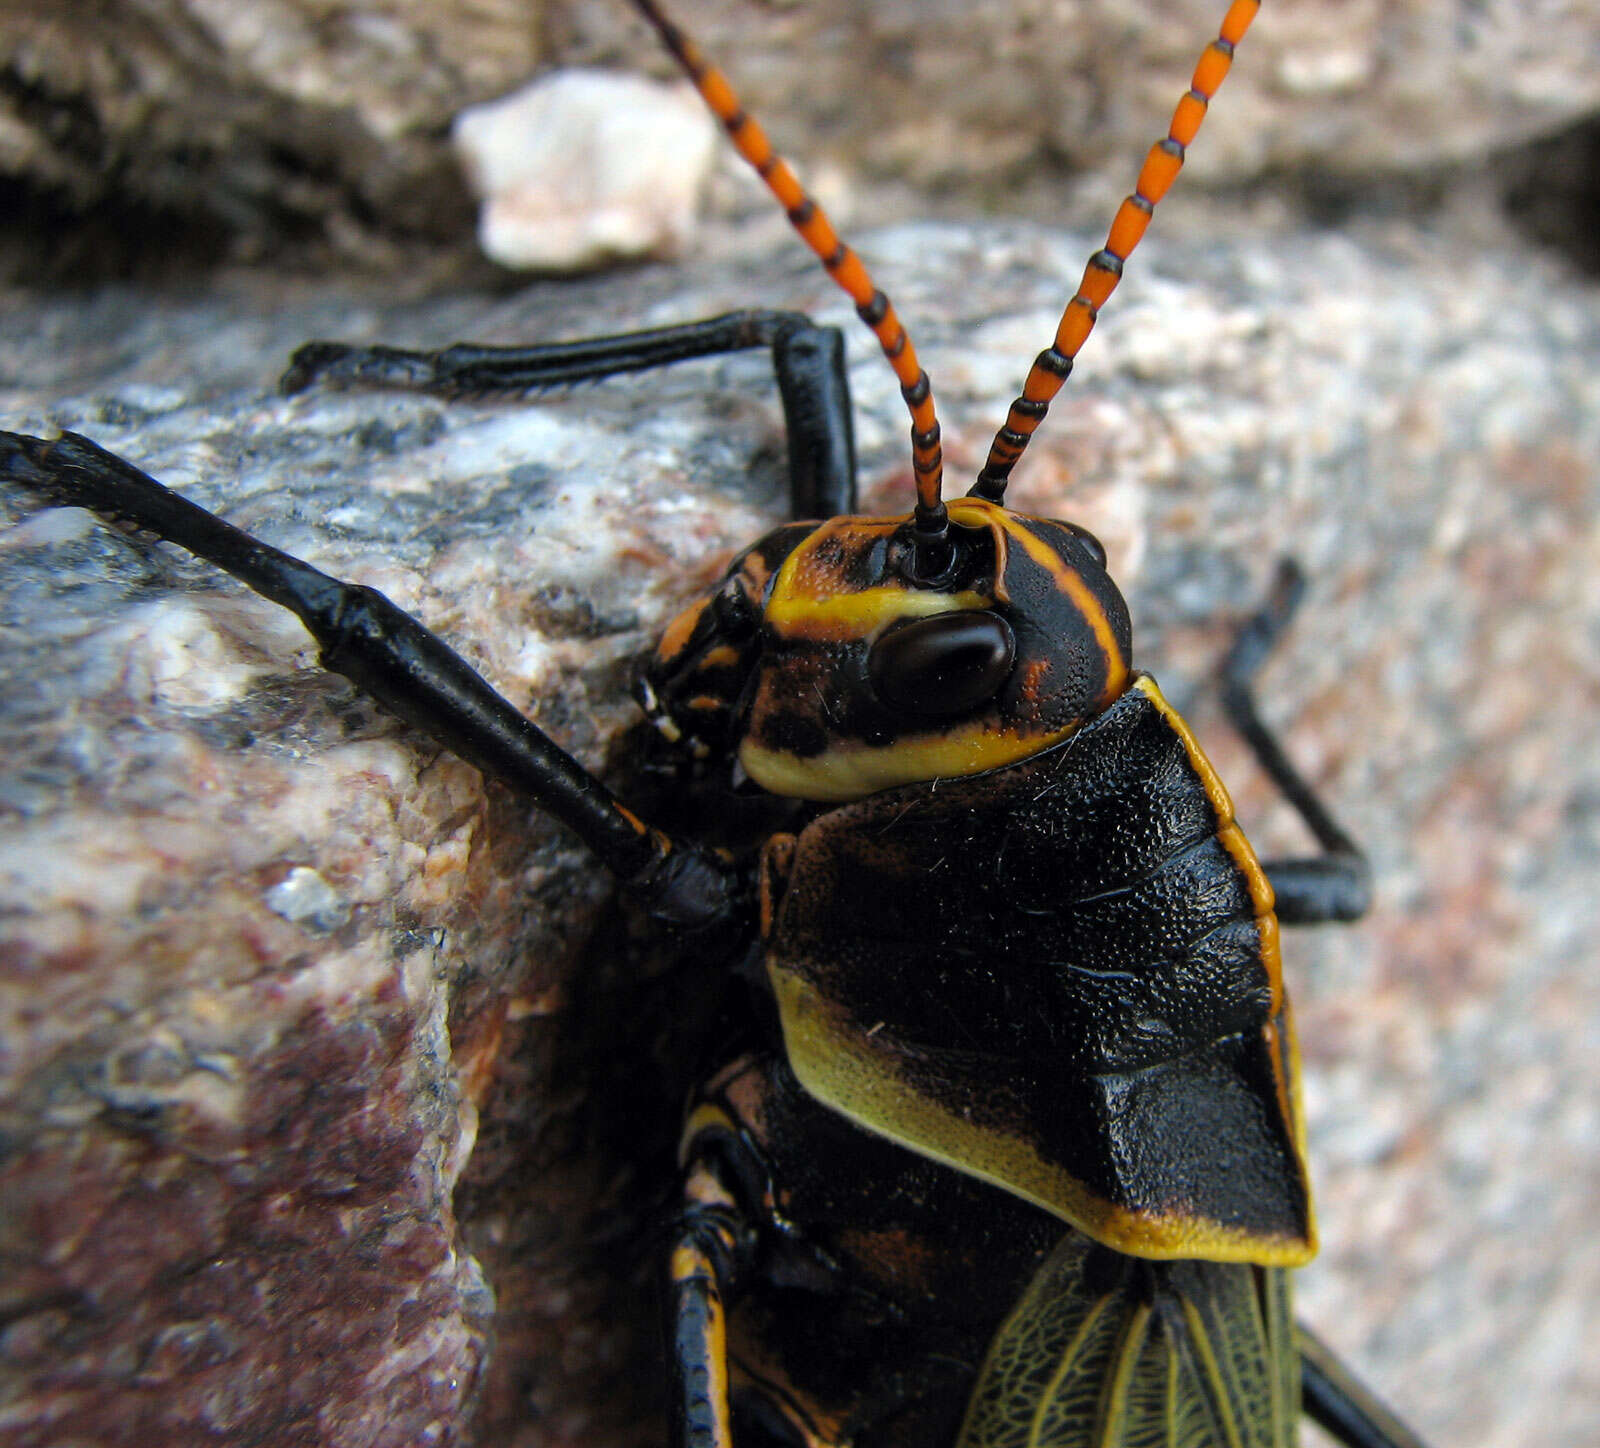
282,310 -> 859,521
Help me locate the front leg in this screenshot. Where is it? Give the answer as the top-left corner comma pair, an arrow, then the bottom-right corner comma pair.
1,429 -> 738,931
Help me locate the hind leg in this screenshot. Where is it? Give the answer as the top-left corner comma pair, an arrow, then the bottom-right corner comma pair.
1220,559 -> 1372,925
1298,1325 -> 1433,1448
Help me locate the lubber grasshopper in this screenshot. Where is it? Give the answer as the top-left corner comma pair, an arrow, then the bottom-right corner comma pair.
1,1 -> 1437,1445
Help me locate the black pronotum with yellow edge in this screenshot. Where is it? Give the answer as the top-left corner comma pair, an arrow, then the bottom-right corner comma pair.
0,2 -> 1435,1446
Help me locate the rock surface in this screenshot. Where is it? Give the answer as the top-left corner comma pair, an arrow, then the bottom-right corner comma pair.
452,70 -> 718,271
1,219 -> 1597,1447
4,0 -> 1598,269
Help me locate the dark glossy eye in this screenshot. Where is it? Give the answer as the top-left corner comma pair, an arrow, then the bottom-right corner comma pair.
1068,524 -> 1107,569
868,610 -> 1016,717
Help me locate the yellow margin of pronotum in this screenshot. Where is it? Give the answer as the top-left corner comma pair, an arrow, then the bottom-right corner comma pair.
1133,673 -> 1318,1259
768,966 -> 1317,1266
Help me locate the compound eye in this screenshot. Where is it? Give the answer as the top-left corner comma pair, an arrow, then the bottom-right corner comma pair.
1068,524 -> 1107,570
868,610 -> 1016,718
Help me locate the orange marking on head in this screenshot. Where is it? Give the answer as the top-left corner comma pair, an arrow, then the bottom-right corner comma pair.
738,554 -> 775,593
656,596 -> 711,663
1018,656 -> 1052,708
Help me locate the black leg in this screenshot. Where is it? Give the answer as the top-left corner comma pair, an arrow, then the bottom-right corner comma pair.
1221,559 -> 1372,924
0,430 -> 737,931
281,310 -> 858,521
1298,1323 -> 1433,1448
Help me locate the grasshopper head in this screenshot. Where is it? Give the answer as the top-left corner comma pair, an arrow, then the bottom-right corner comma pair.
640,499 -> 1130,801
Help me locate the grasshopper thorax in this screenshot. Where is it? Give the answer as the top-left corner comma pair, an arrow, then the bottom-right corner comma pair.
639,499 -> 1131,801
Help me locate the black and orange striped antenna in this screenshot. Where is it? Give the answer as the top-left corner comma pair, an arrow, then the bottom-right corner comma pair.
970,0 -> 1261,503
632,0 -> 948,548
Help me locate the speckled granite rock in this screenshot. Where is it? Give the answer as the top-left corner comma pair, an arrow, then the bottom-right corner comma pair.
452,70 -> 718,270
4,0 -> 1599,267
1,221 -> 1597,1447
